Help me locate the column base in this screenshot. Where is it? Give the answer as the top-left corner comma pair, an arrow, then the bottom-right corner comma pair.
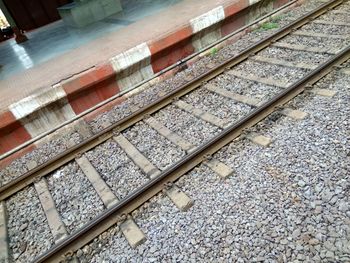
12,27 -> 28,43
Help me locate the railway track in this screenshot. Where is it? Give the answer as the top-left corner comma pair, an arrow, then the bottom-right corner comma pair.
1,0 -> 350,262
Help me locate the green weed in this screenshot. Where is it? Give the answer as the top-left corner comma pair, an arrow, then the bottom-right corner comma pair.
256,21 -> 279,31
271,15 -> 283,23
210,47 -> 218,56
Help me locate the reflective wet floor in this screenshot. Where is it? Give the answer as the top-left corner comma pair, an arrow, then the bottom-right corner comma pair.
0,0 -> 181,80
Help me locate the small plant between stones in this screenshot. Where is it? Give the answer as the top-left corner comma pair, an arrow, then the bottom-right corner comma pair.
255,15 -> 282,31
210,47 -> 218,56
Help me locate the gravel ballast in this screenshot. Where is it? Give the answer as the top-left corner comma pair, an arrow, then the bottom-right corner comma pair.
234,60 -> 310,82
85,140 -> 150,199
80,66 -> 350,262
258,46 -> 331,65
211,74 -> 281,102
152,105 -> 221,146
181,88 -> 253,121
122,122 -> 185,170
280,35 -> 350,51
0,0 -> 332,185
46,162 -> 105,233
6,186 -> 54,262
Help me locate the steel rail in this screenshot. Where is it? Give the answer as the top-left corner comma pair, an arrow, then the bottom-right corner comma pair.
0,0 -> 299,161
0,0 -> 343,202
34,8 -> 349,263
34,44 -> 350,263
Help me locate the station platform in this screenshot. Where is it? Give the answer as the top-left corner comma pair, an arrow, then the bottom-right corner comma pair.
0,0 -> 184,107
0,0 -> 292,157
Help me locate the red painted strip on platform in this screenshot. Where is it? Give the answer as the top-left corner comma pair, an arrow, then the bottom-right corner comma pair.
0,143 -> 36,169
149,26 -> 195,73
67,77 -> 120,115
63,64 -> 120,114
63,64 -> 116,97
0,111 -> 21,132
0,126 -> 32,156
224,0 -> 249,17
0,110 -> 32,155
221,1 -> 249,37
221,9 -> 248,37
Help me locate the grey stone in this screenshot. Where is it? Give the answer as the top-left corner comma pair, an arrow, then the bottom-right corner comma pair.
149,246 -> 157,254
76,249 -> 83,258
292,228 -> 301,239
298,180 -> 306,187
308,238 -> 320,245
322,190 -> 334,203
19,222 -> 28,231
325,251 -> 335,258
338,201 -> 348,212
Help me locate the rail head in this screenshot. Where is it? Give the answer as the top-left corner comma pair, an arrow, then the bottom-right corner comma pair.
32,5 -> 350,263
35,45 -> 350,263
0,0 -> 344,202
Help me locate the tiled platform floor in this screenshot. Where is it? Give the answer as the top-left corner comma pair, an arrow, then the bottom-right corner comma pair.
0,0 -> 181,80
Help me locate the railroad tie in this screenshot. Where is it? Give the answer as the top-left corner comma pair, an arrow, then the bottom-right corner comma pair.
281,108 -> 308,120
227,70 -> 290,89
165,185 -> 193,212
245,133 -> 273,147
174,100 -> 229,129
26,160 -> 38,171
113,134 -> 161,179
205,83 -> 261,107
292,31 -> 349,39
34,179 -> 68,243
0,202 -> 9,263
310,88 -> 337,97
144,116 -> 233,179
144,117 -> 195,153
331,9 -> 350,15
251,55 -> 317,70
271,42 -> 339,55
313,19 -> 350,26
76,156 -> 119,208
203,158 -> 234,179
120,218 -> 146,248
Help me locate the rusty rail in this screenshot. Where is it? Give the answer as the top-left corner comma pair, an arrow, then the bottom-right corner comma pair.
30,0 -> 349,261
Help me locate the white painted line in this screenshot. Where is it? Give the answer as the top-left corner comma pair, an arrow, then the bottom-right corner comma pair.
190,6 -> 225,33
110,43 -> 152,73
9,84 -> 67,119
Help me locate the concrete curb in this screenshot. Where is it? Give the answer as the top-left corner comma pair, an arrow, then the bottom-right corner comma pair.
0,0 -> 291,156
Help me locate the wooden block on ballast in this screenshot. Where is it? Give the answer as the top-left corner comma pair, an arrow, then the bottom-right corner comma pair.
166,185 -> 193,212
247,134 -> 272,147
120,218 -> 146,248
281,108 -> 308,120
204,158 -> 234,178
